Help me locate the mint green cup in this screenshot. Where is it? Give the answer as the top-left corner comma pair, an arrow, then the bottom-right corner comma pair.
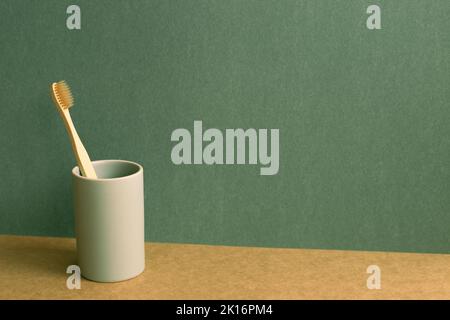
72,160 -> 145,282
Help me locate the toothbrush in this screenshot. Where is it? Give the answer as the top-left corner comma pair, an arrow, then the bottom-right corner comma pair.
50,80 -> 97,179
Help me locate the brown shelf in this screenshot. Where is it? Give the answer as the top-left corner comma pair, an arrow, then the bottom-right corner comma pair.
1,235 -> 449,299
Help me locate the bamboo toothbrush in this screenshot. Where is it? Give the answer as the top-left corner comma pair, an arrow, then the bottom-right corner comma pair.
50,81 -> 97,179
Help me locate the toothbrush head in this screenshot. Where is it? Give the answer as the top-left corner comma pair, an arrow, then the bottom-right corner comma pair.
51,80 -> 74,110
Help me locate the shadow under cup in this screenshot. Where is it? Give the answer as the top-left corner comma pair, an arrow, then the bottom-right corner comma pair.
72,160 -> 145,282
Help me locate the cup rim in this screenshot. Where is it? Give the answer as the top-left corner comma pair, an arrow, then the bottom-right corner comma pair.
72,159 -> 143,182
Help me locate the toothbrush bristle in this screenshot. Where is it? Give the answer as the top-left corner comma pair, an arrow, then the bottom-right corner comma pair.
53,80 -> 74,109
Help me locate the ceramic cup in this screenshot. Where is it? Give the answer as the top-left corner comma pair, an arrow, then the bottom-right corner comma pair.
72,159 -> 145,282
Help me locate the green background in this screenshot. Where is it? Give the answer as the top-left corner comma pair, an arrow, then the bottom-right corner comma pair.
1,0 -> 449,253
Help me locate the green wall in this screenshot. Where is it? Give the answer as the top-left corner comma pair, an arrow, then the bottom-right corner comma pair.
1,0 -> 449,253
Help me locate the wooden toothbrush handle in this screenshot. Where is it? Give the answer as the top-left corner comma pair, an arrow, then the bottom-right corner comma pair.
60,109 -> 97,179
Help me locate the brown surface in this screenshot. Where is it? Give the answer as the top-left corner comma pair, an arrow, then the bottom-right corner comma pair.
1,235 -> 450,299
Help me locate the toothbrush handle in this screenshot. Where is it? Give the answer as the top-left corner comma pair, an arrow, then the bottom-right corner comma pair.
60,109 -> 97,179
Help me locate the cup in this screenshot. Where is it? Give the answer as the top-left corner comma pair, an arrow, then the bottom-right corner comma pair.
72,159 -> 145,282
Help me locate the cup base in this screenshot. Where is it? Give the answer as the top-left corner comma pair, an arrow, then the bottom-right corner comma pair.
80,265 -> 145,283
